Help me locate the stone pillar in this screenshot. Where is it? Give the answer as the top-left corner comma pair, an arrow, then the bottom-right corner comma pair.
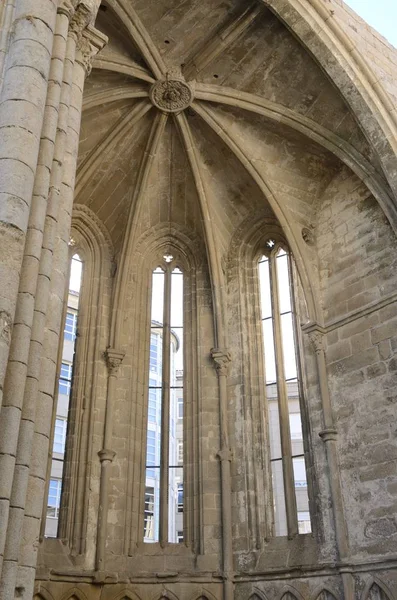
0,0 -> 16,86
211,348 -> 234,600
0,5 -> 75,589
13,23 -> 106,600
308,328 -> 355,600
0,0 -> 57,410
96,348 -> 124,573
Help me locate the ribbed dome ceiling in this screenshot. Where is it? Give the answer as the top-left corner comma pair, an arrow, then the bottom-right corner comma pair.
77,0 -> 383,256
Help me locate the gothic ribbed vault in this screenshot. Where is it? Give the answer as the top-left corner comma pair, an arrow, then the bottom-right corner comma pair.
77,0 -> 395,326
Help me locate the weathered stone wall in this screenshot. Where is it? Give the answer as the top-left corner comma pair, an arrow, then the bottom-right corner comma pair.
316,167 -> 397,560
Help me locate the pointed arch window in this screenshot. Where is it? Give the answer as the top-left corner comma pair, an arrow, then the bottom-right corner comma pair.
144,254 -> 184,544
44,253 -> 83,538
258,241 -> 311,537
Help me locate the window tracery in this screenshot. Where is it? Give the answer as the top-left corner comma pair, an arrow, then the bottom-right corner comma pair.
257,240 -> 311,537
144,253 -> 185,544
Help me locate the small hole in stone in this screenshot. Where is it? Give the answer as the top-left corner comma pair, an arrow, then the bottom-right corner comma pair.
164,39 -> 170,44
213,74 -> 219,79
99,4 -> 107,11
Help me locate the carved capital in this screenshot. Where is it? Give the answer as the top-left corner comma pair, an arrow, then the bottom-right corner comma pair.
76,24 -> 108,75
105,348 -> 124,376
98,448 -> 116,463
319,428 -> 338,443
308,330 -> 324,354
217,448 -> 233,462
58,0 -> 76,19
211,348 -> 231,376
69,2 -> 91,40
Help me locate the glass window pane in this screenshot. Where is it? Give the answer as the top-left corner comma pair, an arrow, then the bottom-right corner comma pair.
69,255 -> 83,296
149,331 -> 162,386
151,270 -> 164,324
258,258 -> 272,319
171,269 -> 183,327
276,253 -> 291,314
262,319 -> 277,384
271,460 -> 287,536
144,483 -> 159,542
168,466 -> 183,543
53,418 -> 66,453
293,457 -> 311,533
171,328 -> 183,376
280,312 -> 298,381
267,384 -> 281,460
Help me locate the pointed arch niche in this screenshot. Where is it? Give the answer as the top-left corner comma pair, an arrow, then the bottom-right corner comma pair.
226,215 -> 319,558
41,205 -> 114,557
118,223 -> 213,560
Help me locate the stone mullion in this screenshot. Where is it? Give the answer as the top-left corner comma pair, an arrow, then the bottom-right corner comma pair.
0,0 -> 57,411
0,9 -> 73,595
160,267 -> 172,546
270,253 -> 298,538
16,39 -> 97,599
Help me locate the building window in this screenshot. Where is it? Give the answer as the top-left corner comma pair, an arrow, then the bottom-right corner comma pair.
177,396 -> 184,420
258,242 -> 311,537
64,311 -> 77,341
59,362 -> 72,396
45,254 -> 83,538
53,418 -> 67,454
143,256 -> 184,544
177,440 -> 183,465
47,479 -> 62,519
177,483 -> 183,513
144,486 -> 156,541
177,531 -> 184,543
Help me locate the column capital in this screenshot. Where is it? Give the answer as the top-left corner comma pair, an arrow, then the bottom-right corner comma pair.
308,330 -> 325,354
69,2 -> 91,40
58,1 -> 77,19
217,448 -> 233,462
76,24 -> 108,75
211,348 -> 231,376
98,449 -> 116,463
105,348 -> 124,376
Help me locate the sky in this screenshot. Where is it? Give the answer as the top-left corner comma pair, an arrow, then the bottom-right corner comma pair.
344,0 -> 397,48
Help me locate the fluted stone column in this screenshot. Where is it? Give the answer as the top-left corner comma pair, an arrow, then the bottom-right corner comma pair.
0,5 -> 76,589
16,24 -> 106,600
0,0 -> 57,411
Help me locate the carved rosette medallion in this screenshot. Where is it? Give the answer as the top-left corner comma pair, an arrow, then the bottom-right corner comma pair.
150,79 -> 194,113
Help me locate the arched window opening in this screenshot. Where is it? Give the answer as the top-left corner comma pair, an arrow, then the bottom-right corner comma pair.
144,255 -> 184,544
258,242 -> 311,537
45,253 -> 83,538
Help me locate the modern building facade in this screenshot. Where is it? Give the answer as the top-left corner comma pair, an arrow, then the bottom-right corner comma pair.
1,2 -> 397,600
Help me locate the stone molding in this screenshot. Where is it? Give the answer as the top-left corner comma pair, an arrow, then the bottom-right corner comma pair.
211,348 -> 232,376
105,348 -> 124,375
302,289 -> 397,336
